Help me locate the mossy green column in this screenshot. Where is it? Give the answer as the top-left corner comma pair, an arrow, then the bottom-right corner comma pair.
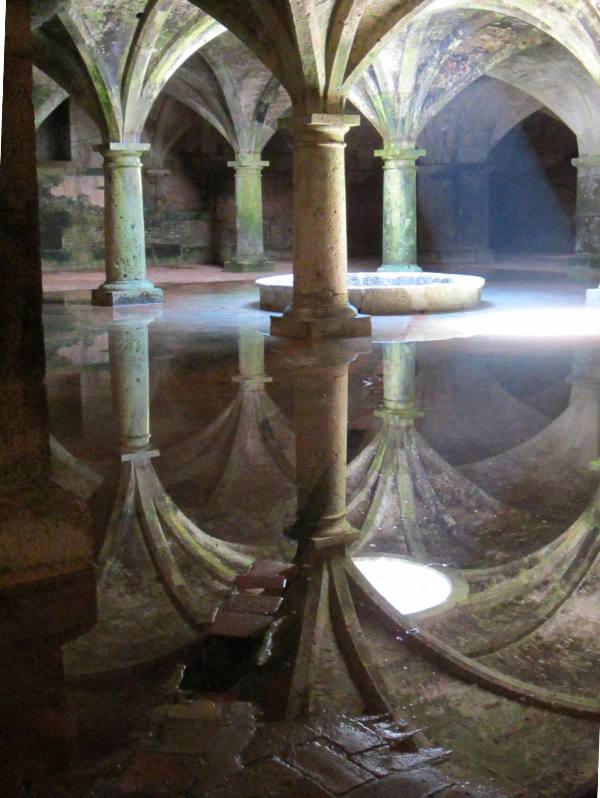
271,115 -> 371,339
572,155 -> 600,274
92,144 -> 163,307
376,146 -> 425,273
225,152 -> 274,273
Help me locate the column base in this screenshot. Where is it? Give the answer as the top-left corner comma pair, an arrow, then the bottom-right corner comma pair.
270,307 -> 371,339
91,280 -> 163,307
224,257 -> 275,273
378,263 -> 422,273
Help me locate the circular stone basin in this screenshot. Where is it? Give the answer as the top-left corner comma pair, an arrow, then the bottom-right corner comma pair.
256,272 -> 485,315
352,556 -> 455,615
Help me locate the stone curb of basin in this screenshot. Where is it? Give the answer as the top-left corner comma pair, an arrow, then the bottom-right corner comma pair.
256,273 -> 485,315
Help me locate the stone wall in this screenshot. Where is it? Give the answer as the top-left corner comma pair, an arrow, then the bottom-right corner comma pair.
489,110 -> 577,254
36,100 -> 215,271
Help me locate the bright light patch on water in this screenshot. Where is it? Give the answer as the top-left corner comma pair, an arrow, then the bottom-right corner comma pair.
353,556 -> 453,615
467,308 -> 600,338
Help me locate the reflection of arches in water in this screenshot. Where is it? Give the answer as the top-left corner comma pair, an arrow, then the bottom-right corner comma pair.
345,345 -> 600,719
419,492 -> 600,657
163,331 -> 296,553
416,353 -> 549,465
347,343 -> 537,569
49,434 -> 103,500
64,318 -> 257,676
346,473 -> 600,718
462,351 -> 600,524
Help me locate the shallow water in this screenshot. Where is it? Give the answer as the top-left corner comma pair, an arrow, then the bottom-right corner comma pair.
5,276 -> 600,797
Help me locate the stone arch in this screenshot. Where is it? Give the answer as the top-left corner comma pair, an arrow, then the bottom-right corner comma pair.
488,107 -> 578,255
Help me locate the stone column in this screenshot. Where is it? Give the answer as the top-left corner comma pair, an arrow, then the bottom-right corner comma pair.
0,0 -> 48,491
271,114 -> 372,339
572,155 -> 600,273
92,144 -> 163,307
376,146 -> 425,272
0,5 -> 95,792
225,152 -> 273,272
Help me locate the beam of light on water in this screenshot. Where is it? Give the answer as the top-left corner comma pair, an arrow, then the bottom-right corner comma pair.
353,556 -> 453,615
463,307 -> 600,338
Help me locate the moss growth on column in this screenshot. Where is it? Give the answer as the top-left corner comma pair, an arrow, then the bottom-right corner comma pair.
376,145 -> 425,272
225,152 -> 274,273
92,143 -> 163,306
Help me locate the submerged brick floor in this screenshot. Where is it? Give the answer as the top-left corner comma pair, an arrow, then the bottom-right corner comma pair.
103,697 -> 501,798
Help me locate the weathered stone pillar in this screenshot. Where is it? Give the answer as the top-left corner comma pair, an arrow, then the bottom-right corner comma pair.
1,4 -> 95,792
271,115 -> 371,339
225,152 -> 273,272
92,144 -> 163,306
572,155 -> 600,272
0,0 -> 48,492
376,146 -> 425,272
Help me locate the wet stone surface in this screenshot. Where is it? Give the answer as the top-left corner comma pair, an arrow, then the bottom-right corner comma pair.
108,705 -> 490,798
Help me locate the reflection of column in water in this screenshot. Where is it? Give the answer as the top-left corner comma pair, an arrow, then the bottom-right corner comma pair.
108,318 -> 152,452
293,349 -> 354,545
261,340 -> 395,720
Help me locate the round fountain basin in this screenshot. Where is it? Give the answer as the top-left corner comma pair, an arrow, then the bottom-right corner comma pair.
256,272 -> 485,315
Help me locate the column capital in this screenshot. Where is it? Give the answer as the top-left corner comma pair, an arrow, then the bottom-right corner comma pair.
228,152 -> 269,170
375,145 -> 426,162
279,113 -> 360,143
94,142 -> 151,163
573,154 -> 600,170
